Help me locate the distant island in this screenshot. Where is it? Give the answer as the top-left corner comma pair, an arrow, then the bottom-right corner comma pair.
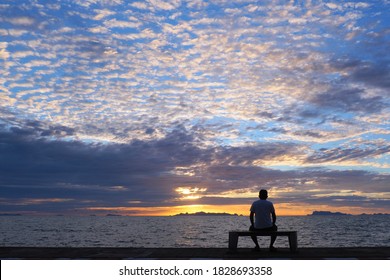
174,211 -> 241,216
309,211 -> 350,216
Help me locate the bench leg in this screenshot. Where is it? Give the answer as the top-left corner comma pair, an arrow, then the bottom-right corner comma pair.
288,232 -> 298,252
228,232 -> 239,252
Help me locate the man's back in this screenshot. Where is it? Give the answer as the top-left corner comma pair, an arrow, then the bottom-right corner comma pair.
250,199 -> 275,229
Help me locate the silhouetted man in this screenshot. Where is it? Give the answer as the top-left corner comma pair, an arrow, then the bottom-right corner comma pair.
249,189 -> 277,251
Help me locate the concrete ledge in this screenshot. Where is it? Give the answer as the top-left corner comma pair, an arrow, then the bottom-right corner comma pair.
1,247 -> 389,260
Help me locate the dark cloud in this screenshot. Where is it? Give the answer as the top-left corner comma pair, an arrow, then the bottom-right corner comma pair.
0,125 -> 300,190
183,168 -> 390,209
352,62 -> 390,90
0,128 -> 195,212
308,54 -> 390,116
293,130 -> 324,138
1,118 -> 75,138
277,194 -> 390,209
331,57 -> 390,90
213,143 -> 301,166
310,87 -> 386,114
298,109 -> 323,119
306,145 -> 390,164
1,124 -> 389,213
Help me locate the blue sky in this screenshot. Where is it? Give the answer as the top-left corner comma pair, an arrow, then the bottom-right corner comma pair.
0,0 -> 389,215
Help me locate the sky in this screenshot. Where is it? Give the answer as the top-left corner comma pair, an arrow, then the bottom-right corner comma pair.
0,0 -> 389,216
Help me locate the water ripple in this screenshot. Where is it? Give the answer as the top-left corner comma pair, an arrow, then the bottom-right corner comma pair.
0,215 -> 389,247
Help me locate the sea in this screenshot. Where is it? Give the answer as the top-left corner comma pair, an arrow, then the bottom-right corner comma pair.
1,215 -> 389,248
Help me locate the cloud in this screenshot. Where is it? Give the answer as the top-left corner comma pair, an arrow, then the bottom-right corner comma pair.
93,9 -> 116,21
306,144 -> 390,164
0,0 -> 389,214
352,62 -> 390,90
130,2 -> 149,10
103,18 -> 142,29
1,125 -> 389,213
0,42 -> 9,59
310,88 -> 387,114
1,0 -> 386,146
5,16 -> 35,26
148,0 -> 182,11
330,57 -> 390,90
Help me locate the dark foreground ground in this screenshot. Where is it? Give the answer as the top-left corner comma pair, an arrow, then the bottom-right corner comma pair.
1,247 -> 389,259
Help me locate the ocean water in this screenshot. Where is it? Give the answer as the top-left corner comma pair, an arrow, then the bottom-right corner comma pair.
0,215 -> 389,248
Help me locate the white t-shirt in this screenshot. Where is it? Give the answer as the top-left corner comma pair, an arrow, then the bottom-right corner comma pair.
250,199 -> 275,229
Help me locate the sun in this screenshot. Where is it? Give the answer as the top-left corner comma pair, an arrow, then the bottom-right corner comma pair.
174,186 -> 207,200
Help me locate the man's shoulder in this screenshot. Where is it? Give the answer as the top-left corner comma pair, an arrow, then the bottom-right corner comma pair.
253,199 -> 273,204
252,199 -> 271,206
252,199 -> 274,207
266,200 -> 275,208
250,199 -> 261,210
251,199 -> 261,206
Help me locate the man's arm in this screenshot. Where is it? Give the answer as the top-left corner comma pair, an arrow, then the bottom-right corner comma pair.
250,211 -> 255,227
271,211 -> 276,225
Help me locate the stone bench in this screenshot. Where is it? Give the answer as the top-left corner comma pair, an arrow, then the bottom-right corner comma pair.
228,230 -> 298,252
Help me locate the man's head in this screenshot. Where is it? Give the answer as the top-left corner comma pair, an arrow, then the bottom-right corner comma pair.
259,189 -> 268,200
